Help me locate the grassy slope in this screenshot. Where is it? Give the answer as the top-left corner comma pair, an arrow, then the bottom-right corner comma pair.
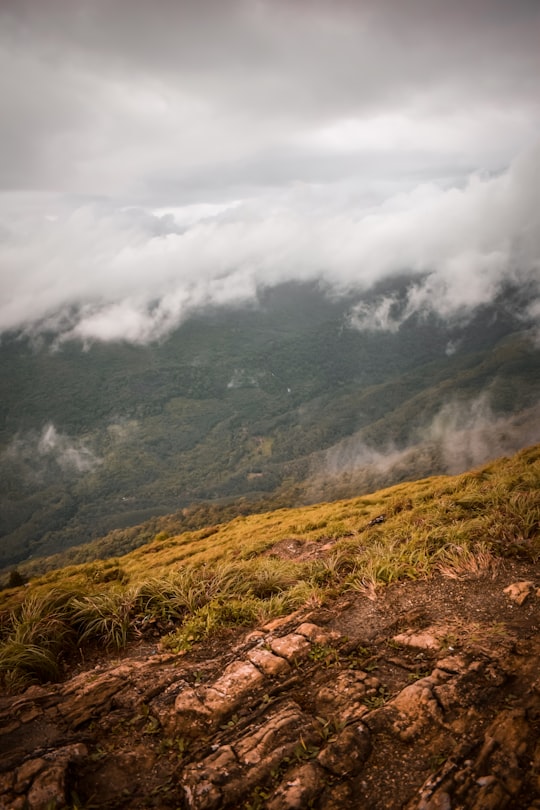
1,443 -> 538,693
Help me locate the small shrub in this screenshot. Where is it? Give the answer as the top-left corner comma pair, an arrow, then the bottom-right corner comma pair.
161,596 -> 261,651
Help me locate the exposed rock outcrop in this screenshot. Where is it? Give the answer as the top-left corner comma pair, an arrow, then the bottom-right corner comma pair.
1,566 -> 539,809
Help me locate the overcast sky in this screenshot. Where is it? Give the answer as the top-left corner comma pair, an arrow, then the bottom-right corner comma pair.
1,0 -> 539,343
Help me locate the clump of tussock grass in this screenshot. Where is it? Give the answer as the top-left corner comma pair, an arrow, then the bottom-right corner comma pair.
160,596 -> 263,652
0,587 -> 82,690
236,557 -> 304,599
70,590 -> 136,651
436,543 -> 501,580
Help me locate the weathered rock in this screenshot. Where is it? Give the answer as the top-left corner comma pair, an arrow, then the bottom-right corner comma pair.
263,609 -> 304,633
24,744 -> 87,810
59,673 -> 126,728
368,670 -> 449,742
247,646 -> 291,677
172,682 -> 213,732
316,670 -> 380,723
234,701 -> 307,766
183,701 -> 313,809
433,658 -> 507,718
318,782 -> 356,809
183,745 -> 238,810
413,707 -> 536,809
295,622 -> 340,645
202,659 -> 265,716
150,678 -> 211,734
392,625 -> 452,651
0,772 -> 14,796
270,633 -> 311,663
13,758 -> 46,793
2,557 -> 540,810
267,761 -> 325,810
317,722 -> 371,776
77,747 -> 156,805
503,580 -> 535,605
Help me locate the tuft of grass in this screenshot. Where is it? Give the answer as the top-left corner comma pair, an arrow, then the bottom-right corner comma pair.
0,588 -> 80,690
71,590 -> 135,651
436,543 -> 501,579
0,641 -> 60,692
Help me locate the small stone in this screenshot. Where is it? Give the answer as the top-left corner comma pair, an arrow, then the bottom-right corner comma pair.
295,622 -> 340,644
503,581 -> 535,606
392,625 -> 452,651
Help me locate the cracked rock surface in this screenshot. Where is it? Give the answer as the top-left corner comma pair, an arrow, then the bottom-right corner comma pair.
1,560 -> 539,809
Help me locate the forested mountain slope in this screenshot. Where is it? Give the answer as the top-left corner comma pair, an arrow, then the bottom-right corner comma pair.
1,280 -> 539,569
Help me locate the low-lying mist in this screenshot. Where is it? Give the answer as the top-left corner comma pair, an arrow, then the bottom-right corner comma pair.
3,423 -> 101,480
305,397 -> 540,503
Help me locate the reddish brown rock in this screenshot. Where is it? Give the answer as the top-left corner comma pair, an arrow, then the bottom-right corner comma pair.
267,761 -> 325,810
317,722 -> 371,776
269,633 -> 311,663
503,581 -> 535,605
247,646 -> 292,677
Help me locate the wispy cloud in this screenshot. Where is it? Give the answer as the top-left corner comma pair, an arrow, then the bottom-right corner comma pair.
310,395 -> 540,498
5,423 -> 101,475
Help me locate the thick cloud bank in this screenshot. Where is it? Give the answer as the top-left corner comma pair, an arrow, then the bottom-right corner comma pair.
1,0 -> 539,343
0,145 -> 539,343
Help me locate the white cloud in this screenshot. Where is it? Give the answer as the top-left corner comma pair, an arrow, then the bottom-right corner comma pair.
0,143 -> 538,343
0,1 -> 539,342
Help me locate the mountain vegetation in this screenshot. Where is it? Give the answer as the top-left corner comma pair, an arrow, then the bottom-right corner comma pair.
1,443 -> 538,692
1,280 -> 539,571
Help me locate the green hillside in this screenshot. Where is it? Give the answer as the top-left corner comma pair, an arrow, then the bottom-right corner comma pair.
1,280 -> 539,569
